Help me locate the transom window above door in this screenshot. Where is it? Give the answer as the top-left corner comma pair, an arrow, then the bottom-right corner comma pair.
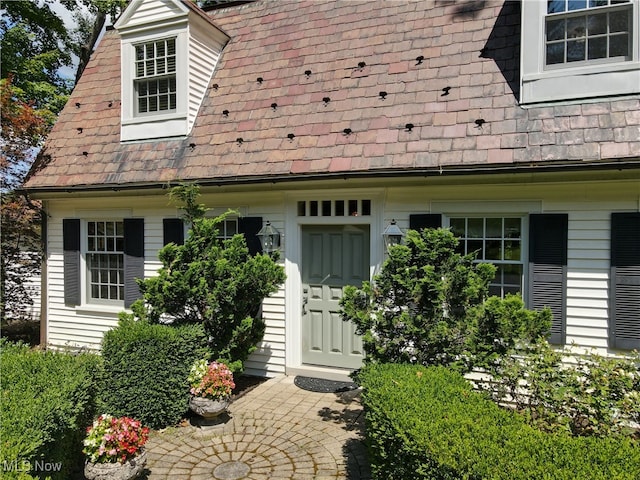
449,217 -> 523,298
297,199 -> 371,217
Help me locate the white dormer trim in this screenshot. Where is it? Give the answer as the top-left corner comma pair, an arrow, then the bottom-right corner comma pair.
115,0 -> 190,34
115,0 -> 229,142
520,0 -> 640,105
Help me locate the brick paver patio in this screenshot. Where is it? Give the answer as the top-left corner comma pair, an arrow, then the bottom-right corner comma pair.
144,375 -> 371,480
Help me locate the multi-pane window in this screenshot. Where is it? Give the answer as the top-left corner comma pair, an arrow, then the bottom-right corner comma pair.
545,0 -> 632,67
216,218 -> 238,241
87,221 -> 124,301
449,217 -> 523,297
135,38 -> 177,114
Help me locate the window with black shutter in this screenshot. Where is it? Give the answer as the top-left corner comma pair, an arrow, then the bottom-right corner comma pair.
528,213 -> 568,345
123,219 -> 144,308
163,218 -> 184,246
238,216 -> 263,255
610,212 -> 640,350
409,214 -> 442,231
62,218 -> 144,308
63,219 -> 81,306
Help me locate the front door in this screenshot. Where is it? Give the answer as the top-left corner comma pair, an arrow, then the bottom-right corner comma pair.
301,225 -> 369,369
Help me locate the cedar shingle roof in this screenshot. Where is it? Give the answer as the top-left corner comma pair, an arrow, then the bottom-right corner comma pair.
24,0 -> 640,191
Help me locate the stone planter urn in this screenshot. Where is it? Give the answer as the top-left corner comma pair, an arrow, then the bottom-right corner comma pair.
84,451 -> 147,480
189,395 -> 230,420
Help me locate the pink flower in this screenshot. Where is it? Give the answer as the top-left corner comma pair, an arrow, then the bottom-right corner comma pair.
83,415 -> 150,464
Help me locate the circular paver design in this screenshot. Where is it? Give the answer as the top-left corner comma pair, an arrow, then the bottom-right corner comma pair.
144,376 -> 371,480
213,461 -> 251,479
147,419 -> 364,479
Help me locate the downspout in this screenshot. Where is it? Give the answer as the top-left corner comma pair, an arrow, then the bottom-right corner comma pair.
39,201 -> 48,347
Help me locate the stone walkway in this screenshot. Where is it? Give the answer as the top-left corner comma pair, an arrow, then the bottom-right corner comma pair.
144,375 -> 371,480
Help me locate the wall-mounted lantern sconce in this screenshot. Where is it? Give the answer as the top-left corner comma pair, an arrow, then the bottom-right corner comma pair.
382,219 -> 404,252
257,221 -> 281,254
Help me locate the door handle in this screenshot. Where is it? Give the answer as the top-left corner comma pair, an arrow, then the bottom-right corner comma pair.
302,296 -> 308,315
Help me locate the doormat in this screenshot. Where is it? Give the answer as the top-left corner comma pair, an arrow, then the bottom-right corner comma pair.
294,376 -> 358,393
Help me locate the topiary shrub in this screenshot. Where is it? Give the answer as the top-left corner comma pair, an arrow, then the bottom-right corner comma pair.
340,227 -> 550,371
0,340 -> 100,479
98,317 -> 208,429
359,363 -> 640,480
130,184 -> 286,373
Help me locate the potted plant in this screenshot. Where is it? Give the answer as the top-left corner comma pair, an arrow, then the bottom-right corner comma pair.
187,359 -> 235,421
83,414 -> 150,480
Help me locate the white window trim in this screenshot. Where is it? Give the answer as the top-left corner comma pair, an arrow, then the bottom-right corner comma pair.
520,0 -> 640,104
80,219 -> 126,309
120,27 -> 189,141
442,213 -> 530,301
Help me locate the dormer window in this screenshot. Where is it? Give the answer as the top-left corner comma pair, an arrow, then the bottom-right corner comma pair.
520,0 -> 639,104
114,0 -> 229,142
135,38 -> 177,115
545,0 -> 632,67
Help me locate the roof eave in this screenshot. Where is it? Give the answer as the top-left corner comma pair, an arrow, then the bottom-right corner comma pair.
21,157 -> 640,197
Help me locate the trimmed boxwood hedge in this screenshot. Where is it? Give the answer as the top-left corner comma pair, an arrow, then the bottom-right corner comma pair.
98,317 -> 208,429
0,340 -> 100,480
359,363 -> 640,480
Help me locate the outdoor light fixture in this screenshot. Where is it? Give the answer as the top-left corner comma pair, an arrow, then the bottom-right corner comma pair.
382,219 -> 404,252
256,221 -> 281,254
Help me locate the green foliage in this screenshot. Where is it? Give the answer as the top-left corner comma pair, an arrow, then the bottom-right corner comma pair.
133,184 -> 286,372
473,294 -> 552,367
0,340 -> 101,479
483,342 -> 640,438
359,363 -> 640,480
99,316 -> 209,429
0,1 -> 72,114
340,228 -> 549,371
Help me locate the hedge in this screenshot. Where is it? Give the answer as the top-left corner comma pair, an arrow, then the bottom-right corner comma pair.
99,317 -> 208,429
359,363 -> 640,480
0,340 -> 100,480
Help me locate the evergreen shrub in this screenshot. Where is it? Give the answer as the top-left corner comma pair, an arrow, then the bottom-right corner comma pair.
359,363 -> 640,480
132,184 -> 286,373
99,317 -> 208,429
0,340 -> 100,479
341,228 -> 550,371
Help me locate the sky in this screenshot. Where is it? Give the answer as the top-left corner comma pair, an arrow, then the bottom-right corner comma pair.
49,0 -> 95,81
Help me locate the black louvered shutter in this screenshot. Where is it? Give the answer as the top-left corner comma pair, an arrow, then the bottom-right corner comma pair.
123,218 -> 144,308
63,219 -> 81,306
528,213 -> 568,345
163,218 -> 184,246
409,214 -> 442,231
610,212 -> 640,349
238,216 -> 263,256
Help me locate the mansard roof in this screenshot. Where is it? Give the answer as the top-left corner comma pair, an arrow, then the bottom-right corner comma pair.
25,0 -> 640,192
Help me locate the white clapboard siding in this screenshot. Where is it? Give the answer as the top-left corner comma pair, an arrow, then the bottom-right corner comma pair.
244,208 -> 287,376
561,209 -> 612,350
188,22 -> 226,132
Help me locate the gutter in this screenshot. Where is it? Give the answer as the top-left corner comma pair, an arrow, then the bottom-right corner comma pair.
21,158 -> 640,196
39,200 -> 48,347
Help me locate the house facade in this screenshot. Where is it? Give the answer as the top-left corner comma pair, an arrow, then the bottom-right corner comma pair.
25,0 -> 639,380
